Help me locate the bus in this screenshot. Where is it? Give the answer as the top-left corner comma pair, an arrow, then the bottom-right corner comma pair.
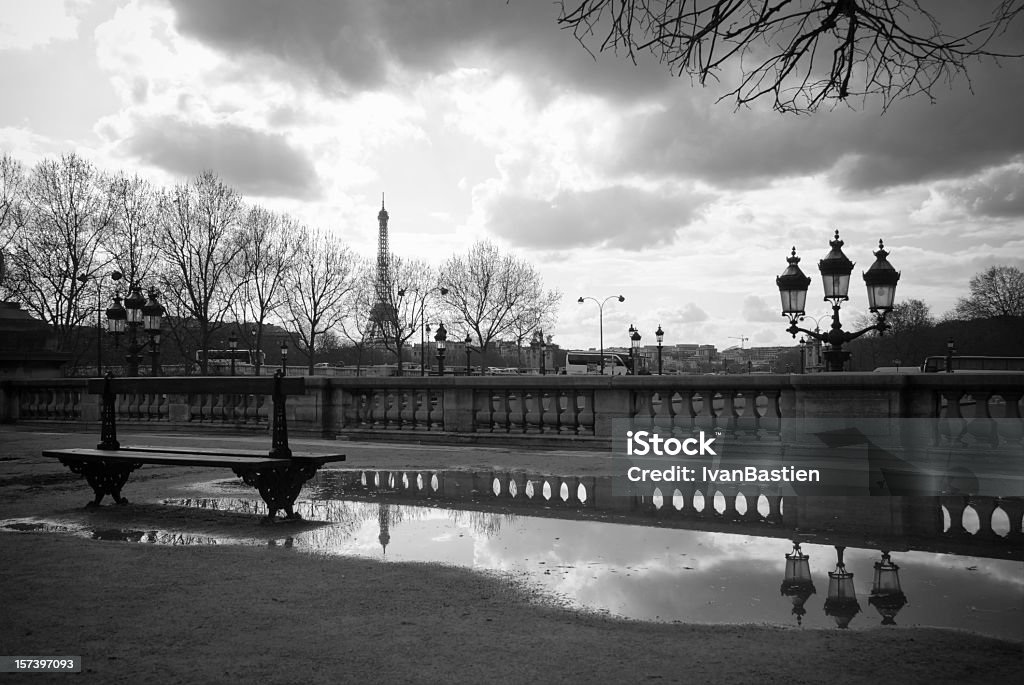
564,351 -> 634,375
921,356 -> 1024,373
196,349 -> 266,367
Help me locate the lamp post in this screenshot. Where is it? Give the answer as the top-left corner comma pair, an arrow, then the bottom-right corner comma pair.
777,231 -> 900,372
655,324 -> 664,375
629,324 -> 642,375
945,336 -> 956,373
229,331 -> 238,376
464,333 -> 473,376
539,331 -> 546,375
280,340 -> 288,374
76,272 -> 104,374
250,327 -> 260,375
105,282 -> 163,377
141,289 -> 164,376
434,322 -> 447,376
403,286 -> 449,377
577,294 -> 625,375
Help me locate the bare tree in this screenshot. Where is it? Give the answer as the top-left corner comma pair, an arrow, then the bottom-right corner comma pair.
2,153 -> 115,358
0,153 -> 26,288
155,171 -> 244,373
951,265 -> 1024,319
558,0 -> 1023,112
283,226 -> 358,374
507,287 -> 561,368
105,172 -> 160,288
856,297 -> 934,333
229,205 -> 297,374
439,240 -> 561,372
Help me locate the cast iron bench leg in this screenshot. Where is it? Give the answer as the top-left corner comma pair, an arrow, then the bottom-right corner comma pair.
59,458 -> 142,507
234,462 -> 321,524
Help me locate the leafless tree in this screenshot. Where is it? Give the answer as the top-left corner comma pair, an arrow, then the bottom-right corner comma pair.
0,154 -> 24,248
507,287 -> 561,368
0,153 -> 26,287
228,205 -> 297,374
283,226 -> 358,374
105,172 -> 160,288
2,153 -> 115,357
950,265 -> 1024,319
558,0 -> 1023,112
155,171 -> 244,373
439,240 -> 561,372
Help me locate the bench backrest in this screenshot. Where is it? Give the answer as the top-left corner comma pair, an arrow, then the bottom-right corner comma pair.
86,375 -> 306,396
91,373 -> 302,458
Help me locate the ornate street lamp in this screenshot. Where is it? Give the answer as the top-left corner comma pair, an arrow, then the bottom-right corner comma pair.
434,322 -> 447,376
824,546 -> 861,629
228,330 -> 239,376
777,232 -> 900,371
105,283 -> 163,376
465,333 -> 473,376
578,294 -> 625,375
655,324 -> 664,375
945,337 -> 956,373
280,340 -> 288,374
141,288 -> 164,376
629,325 -> 642,375
404,286 -> 448,376
105,295 -> 127,336
250,326 -> 260,375
868,551 -> 908,625
539,330 -> 547,375
780,541 -> 816,626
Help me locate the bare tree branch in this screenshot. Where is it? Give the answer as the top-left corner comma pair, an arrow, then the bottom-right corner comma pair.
557,0 -> 1023,112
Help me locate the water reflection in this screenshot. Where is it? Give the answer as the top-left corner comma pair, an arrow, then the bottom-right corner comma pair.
6,493 -> 1021,641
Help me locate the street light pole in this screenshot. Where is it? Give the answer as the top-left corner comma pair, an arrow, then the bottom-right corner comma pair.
629,325 -> 642,374
434,322 -> 447,376
105,281 -> 163,377
777,232 -> 900,372
229,330 -> 238,376
577,294 -> 625,375
408,286 -> 448,376
280,340 -> 288,374
655,324 -> 664,375
464,333 -> 472,376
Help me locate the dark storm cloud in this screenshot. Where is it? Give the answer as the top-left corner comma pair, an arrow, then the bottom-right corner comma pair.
485,185 -> 710,251
124,118 -> 319,199
167,0 -> 672,99
167,0 -> 1024,198
613,55 -> 1024,192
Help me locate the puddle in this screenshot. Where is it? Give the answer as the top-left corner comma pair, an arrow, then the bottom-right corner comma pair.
3,469 -> 1022,641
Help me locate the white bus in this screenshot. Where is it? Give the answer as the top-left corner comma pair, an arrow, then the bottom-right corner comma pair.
564,351 -> 633,375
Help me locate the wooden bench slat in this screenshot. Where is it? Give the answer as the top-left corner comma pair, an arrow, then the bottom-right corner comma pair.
121,445 -> 346,462
43,448 -> 295,469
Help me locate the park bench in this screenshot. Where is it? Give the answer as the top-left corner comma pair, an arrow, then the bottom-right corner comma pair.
41,372 -> 345,523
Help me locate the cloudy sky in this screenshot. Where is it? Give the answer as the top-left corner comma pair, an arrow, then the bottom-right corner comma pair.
1,0 -> 1022,352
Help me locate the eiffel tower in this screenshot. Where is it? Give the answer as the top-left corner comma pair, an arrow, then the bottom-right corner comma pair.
364,194 -> 397,347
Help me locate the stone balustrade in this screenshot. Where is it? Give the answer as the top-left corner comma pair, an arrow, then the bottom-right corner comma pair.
3,373 -> 1022,444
